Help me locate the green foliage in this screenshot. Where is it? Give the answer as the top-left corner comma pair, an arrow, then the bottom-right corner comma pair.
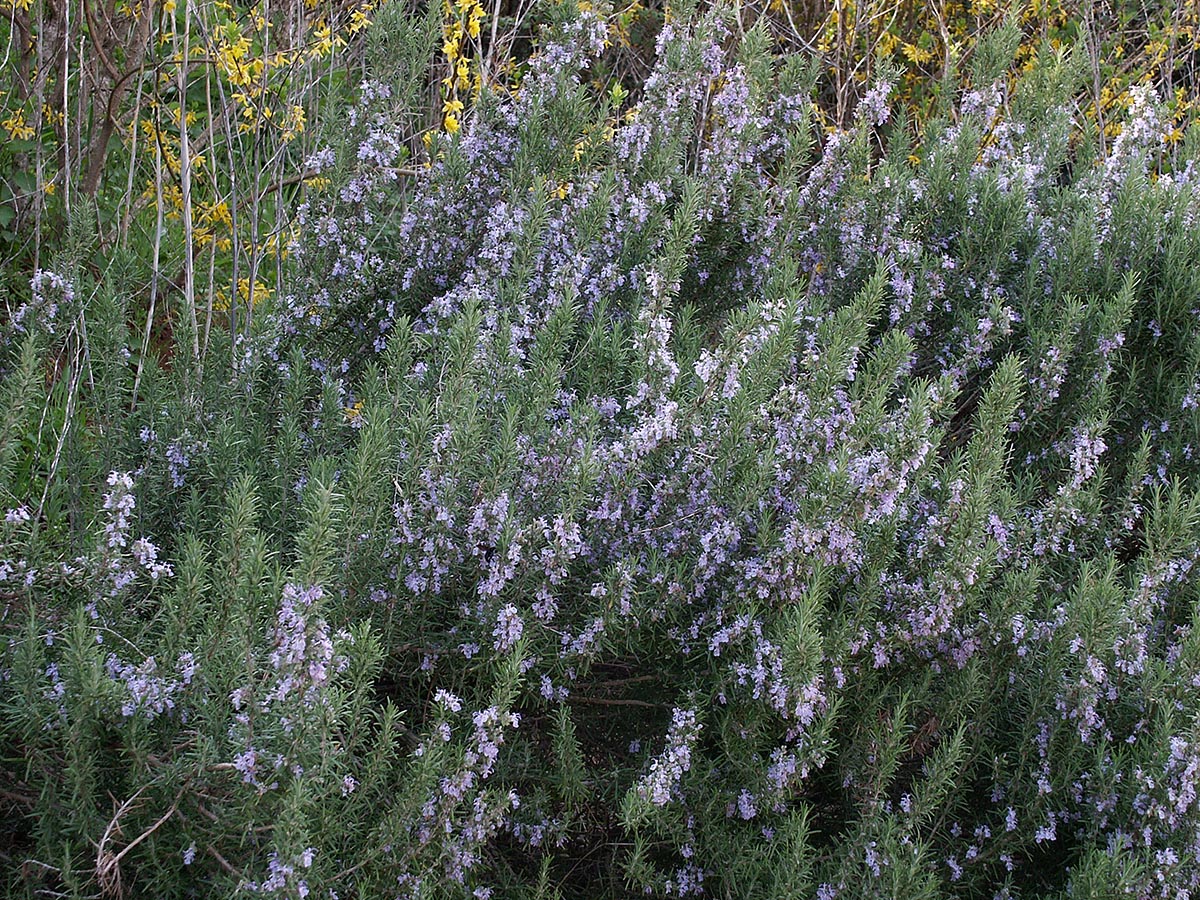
1,2 -> 1200,899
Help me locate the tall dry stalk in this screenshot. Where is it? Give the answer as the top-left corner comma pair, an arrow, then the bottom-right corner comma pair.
177,0 -> 200,365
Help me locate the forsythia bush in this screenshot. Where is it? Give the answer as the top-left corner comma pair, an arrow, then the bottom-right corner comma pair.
2,1 -> 1200,897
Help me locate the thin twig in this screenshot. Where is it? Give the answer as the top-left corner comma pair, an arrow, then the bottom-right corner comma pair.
566,695 -> 666,708
207,846 -> 243,878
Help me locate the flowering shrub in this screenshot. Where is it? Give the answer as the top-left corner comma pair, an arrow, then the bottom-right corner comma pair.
2,3 -> 1200,899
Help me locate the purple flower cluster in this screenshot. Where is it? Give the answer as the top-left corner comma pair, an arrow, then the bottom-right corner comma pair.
638,708 -> 701,807
269,583 -> 337,706
95,472 -> 173,598
102,471 -> 137,549
106,651 -> 196,719
11,269 -> 74,335
399,701 -> 522,894
245,847 -> 316,897
219,582 -> 357,798
492,604 -> 524,652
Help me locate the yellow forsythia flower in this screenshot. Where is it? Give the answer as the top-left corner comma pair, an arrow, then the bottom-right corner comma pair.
467,7 -> 484,38
2,109 -> 35,141
901,42 -> 934,65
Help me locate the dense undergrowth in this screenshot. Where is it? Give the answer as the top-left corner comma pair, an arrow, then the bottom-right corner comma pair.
3,0 -> 1200,898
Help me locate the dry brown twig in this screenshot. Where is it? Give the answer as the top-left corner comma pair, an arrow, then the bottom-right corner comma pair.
94,786 -> 181,898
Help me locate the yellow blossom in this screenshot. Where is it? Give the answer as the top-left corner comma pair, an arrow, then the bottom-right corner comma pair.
877,31 -> 900,57
467,7 -> 484,38
348,5 -> 372,34
901,42 -> 934,65
283,105 -> 306,142
215,277 -> 274,311
309,22 -> 343,60
203,201 -> 233,229
2,109 -> 35,141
